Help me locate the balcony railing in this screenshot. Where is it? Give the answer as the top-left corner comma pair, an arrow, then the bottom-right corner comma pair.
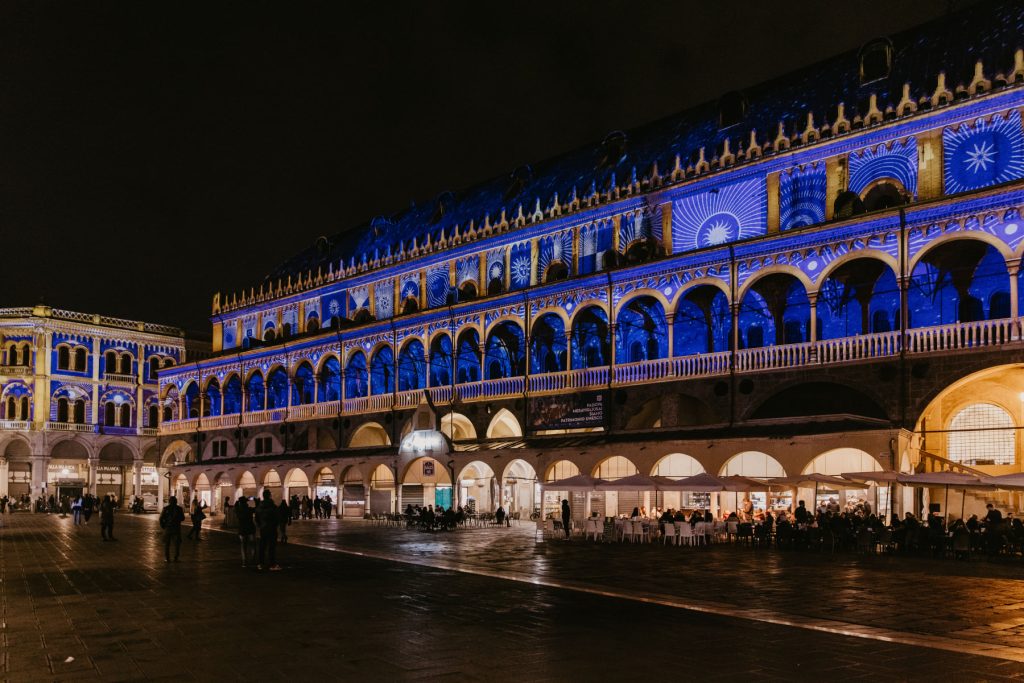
103,372 -> 137,384
0,365 -> 33,376
0,419 -> 31,430
158,317 -> 1024,433
44,422 -> 96,433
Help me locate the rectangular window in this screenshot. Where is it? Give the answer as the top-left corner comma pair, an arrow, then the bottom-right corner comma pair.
254,437 -> 272,455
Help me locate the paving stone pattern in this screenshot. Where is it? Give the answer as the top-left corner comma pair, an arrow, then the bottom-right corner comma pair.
1,512 -> 1023,681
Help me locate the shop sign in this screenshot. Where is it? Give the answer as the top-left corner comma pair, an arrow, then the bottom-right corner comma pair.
97,465 -> 123,473
422,460 -> 434,476
529,391 -> 605,430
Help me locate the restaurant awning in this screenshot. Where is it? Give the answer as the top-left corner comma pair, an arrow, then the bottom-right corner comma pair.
540,474 -> 605,491
594,474 -> 661,491
841,471 -> 901,483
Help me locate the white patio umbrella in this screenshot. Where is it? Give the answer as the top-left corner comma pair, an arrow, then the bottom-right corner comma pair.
540,474 -> 605,491
896,471 -> 994,520
594,474 -> 661,491
841,471 -> 900,517
981,473 -> 1024,491
672,472 -> 730,492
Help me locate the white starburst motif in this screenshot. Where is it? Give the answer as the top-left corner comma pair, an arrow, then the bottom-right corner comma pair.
703,220 -> 732,246
964,141 -> 995,173
489,263 -> 503,281
328,299 -> 340,315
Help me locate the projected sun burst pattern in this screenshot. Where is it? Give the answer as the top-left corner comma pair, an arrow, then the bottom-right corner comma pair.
400,274 -> 419,302
617,210 -> 657,251
779,164 -> 827,230
849,138 -> 918,197
426,265 -> 451,308
538,230 -> 573,279
348,286 -> 370,315
486,248 -> 505,286
510,241 -> 532,290
671,178 -> 766,252
456,255 -> 479,286
944,110 -> 1024,194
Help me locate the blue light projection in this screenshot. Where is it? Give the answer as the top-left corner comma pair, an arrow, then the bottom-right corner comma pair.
671,178 -> 766,252
530,313 -> 566,373
674,286 -> 730,355
426,265 -> 450,308
266,367 -> 288,409
184,382 -> 200,417
944,110 -> 1024,194
291,362 -> 315,405
616,296 -> 668,362
317,357 -> 341,402
908,242 -> 1010,327
345,351 -> 367,398
398,339 -> 426,391
245,372 -> 265,411
400,274 -> 420,303
348,286 -> 370,317
223,324 -> 236,350
370,346 -> 394,395
282,307 -> 298,333
485,321 -> 525,378
538,230 -> 573,281
578,221 -> 613,275
816,265 -> 899,338
570,306 -> 609,368
617,210 -> 655,251
223,375 -> 242,414
374,280 -> 394,320
849,138 -> 918,197
429,334 -> 453,387
456,256 -> 478,287
322,296 -> 343,322
486,248 -> 505,288
779,164 -> 827,230
455,330 -> 480,384
510,241 -> 533,290
738,275 -> 810,347
206,379 -> 221,416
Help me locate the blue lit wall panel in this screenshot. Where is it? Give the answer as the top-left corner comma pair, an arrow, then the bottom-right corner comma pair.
426,265 -> 450,307
944,110 -> 1024,194
671,177 -> 766,253
849,138 -> 918,197
374,279 -> 394,319
779,163 -> 826,230
509,241 -> 532,290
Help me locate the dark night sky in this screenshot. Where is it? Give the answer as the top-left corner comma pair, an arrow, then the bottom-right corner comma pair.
0,1 -> 981,335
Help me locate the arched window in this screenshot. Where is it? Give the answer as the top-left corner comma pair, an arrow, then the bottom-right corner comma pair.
58,346 -> 71,370
57,397 -> 69,423
7,346 -> 18,366
73,400 -> 85,424
104,401 -> 116,427
5,396 -> 14,419
20,344 -> 31,367
948,403 -> 1015,466
119,403 -> 131,427
306,316 -> 320,333
162,358 -> 174,368
859,38 -> 893,85
162,406 -> 173,422
264,329 -> 276,342
104,351 -> 118,374
281,322 -> 292,338
74,347 -> 87,371
149,357 -> 161,381
20,397 -> 28,420
862,182 -> 906,212
149,404 -> 159,428
120,353 -> 133,375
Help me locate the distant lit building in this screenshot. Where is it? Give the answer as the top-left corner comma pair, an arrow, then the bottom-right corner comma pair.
161,4 -> 1024,520
0,305 -> 188,504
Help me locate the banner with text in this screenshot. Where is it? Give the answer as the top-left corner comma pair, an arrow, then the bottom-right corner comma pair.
530,391 -> 605,431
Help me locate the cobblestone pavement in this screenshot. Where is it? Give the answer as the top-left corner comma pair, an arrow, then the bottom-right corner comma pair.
1,513 -> 1023,681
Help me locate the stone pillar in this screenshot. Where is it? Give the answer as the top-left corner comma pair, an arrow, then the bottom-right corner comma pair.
564,331 -> 573,371
132,459 -> 143,499
665,313 -> 675,357
87,457 -> 98,495
808,292 -> 819,344
0,457 -> 8,497
91,337 -> 101,424
363,475 -> 373,514
158,467 -> 167,507
1009,260 -> 1020,330
30,454 -> 48,502
730,303 -> 741,357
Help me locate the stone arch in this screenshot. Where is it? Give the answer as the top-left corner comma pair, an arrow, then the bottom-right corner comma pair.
501,458 -> 539,516
544,459 -> 580,482
440,411 -> 477,441
650,452 -> 705,477
908,236 -> 1011,327
161,438 -> 193,467
97,440 -> 137,464
486,408 -> 522,438
282,467 -> 310,497
484,320 -> 526,379
457,460 -> 497,511
747,380 -> 888,421
815,255 -> 900,338
530,312 -> 567,374
592,455 -> 639,479
738,270 -> 811,347
570,304 -> 610,369
349,421 -> 391,447
719,451 -> 786,477
615,294 -> 668,363
802,448 -> 883,475
908,231 -> 1013,273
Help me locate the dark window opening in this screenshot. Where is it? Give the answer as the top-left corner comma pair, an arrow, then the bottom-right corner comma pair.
545,262 -> 569,282
58,347 -> 70,370
74,348 -> 87,372
104,401 -> 115,427
57,398 -> 69,423
73,400 -> 85,424
458,282 -> 477,301
487,278 -> 504,297
862,182 -> 906,212
148,404 -> 159,427
401,297 -> 419,315
859,38 -> 894,85
833,191 -> 866,220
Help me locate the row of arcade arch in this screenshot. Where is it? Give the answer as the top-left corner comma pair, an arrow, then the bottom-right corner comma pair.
166,235 -> 1021,417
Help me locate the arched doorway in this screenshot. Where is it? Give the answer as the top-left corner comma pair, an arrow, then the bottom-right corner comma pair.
193,473 -> 212,508
803,448 -> 885,515
651,452 -> 706,511
342,467 -> 365,518
97,441 -> 135,503
283,468 -> 310,501
262,469 -> 282,502
543,459 -> 581,519
173,473 -> 190,504
313,467 -> 338,515
440,412 -> 477,441
457,461 -> 496,513
593,455 -> 640,517
368,465 -> 394,515
502,459 -> 538,518
237,471 -> 258,499
720,451 -> 789,513
402,457 -> 453,510
349,421 -> 391,447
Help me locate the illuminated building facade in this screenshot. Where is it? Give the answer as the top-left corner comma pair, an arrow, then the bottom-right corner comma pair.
0,306 -> 187,504
161,4 -> 1024,519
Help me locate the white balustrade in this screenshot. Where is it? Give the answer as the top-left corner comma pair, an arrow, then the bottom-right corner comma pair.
816,330 -> 901,364
200,414 -> 239,429
104,372 -> 138,384
343,396 -> 370,413
313,401 -> 341,417
481,376 -> 524,398
159,418 -> 198,433
427,386 -> 453,405
0,420 -> 31,430
906,318 -> 1017,354
396,389 -> 423,409
288,404 -> 316,420
734,341 -> 813,373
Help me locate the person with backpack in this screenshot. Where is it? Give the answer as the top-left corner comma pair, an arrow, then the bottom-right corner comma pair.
187,498 -> 206,541
159,496 -> 186,562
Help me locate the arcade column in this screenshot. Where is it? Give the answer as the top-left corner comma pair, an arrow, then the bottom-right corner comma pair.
30,454 -> 48,502
0,457 -> 8,497
87,457 -> 98,495
132,458 -> 143,499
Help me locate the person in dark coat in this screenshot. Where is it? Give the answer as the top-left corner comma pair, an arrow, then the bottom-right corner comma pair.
256,491 -> 281,570
82,492 -> 94,524
235,496 -> 256,567
560,499 -> 571,539
159,496 -> 186,562
187,499 -> 206,540
99,494 -> 116,540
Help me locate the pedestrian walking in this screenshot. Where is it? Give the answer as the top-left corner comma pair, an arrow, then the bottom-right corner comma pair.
187,498 -> 206,540
99,494 -> 117,540
322,494 -> 333,519
72,495 -> 83,525
159,496 -> 186,562
561,498 -> 571,539
236,496 -> 256,567
255,490 -> 281,571
82,492 -> 94,524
